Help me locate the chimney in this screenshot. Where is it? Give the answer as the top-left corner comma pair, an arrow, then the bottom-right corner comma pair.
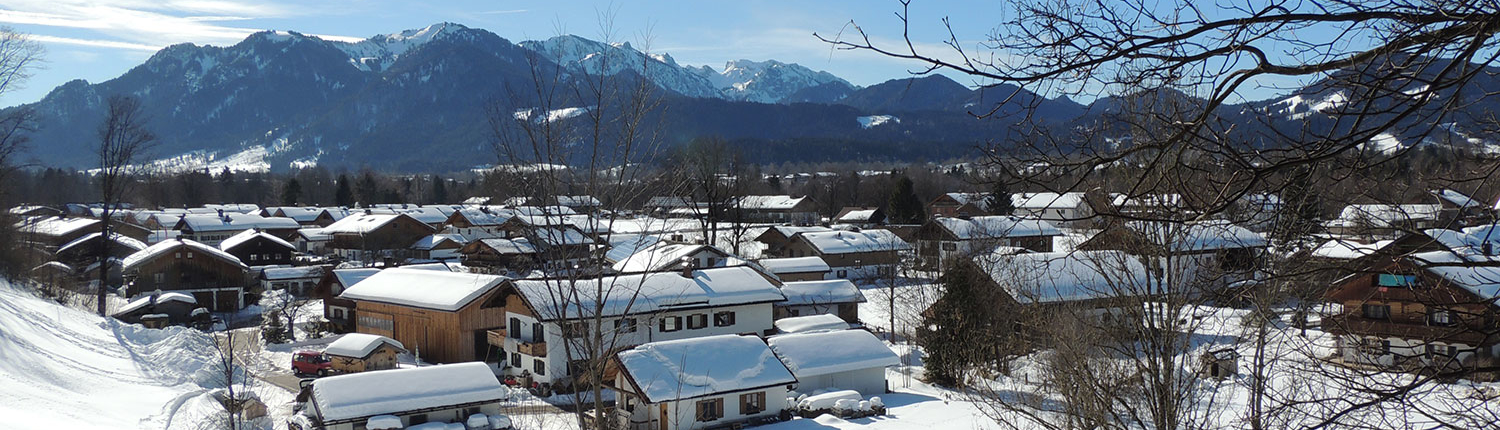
680,256 -> 694,278
1485,241 -> 1494,256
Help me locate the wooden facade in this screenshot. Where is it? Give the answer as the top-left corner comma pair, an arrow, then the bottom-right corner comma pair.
222,234 -> 297,266
328,342 -> 404,373
124,243 -> 250,311
350,288 -> 510,364
1324,256 -> 1500,371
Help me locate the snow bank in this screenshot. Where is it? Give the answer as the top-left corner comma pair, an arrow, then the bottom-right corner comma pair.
0,280 -> 229,429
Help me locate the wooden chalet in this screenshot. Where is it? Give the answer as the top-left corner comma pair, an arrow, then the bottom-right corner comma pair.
913,216 -> 1061,271
927,192 -> 992,218
219,229 -> 297,266
782,229 -> 910,280
322,212 -> 437,263
338,267 -> 509,364
121,238 -> 251,311
458,238 -> 539,274
729,195 -> 818,225
1324,249 -> 1500,373
754,225 -> 833,258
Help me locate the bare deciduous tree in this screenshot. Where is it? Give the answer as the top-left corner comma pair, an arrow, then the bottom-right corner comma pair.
92,95 -> 155,316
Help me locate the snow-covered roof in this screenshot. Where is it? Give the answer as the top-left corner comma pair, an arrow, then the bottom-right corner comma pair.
977,250 -> 1155,303
835,209 -> 879,223
610,242 -> 727,273
733,195 -> 809,210
31,261 -> 73,274
121,238 -> 247,272
773,314 -> 851,334
263,266 -> 326,280
779,279 -> 865,305
553,195 -> 600,208
531,227 -> 594,247
450,208 -> 517,227
204,203 -> 260,213
1013,192 -> 1085,210
765,225 -> 832,239
218,229 -> 296,252
462,196 -> 492,205
509,266 -> 785,321
298,228 -> 332,241
333,268 -> 382,289
470,238 -> 539,255
1332,204 -> 1442,228
943,192 -> 992,210
267,206 -> 326,222
767,330 -> 899,379
16,216 -> 98,237
1433,189 -> 1482,208
605,234 -> 662,263
934,216 -> 1062,240
411,234 -> 467,251
795,229 -> 910,254
759,257 -> 830,274
311,362 -> 510,422
56,232 -> 147,255
339,268 -> 506,311
115,292 -> 197,315
617,334 -> 796,403
323,333 -> 406,358
175,213 -> 300,232
1310,239 -> 1395,260
322,213 -> 419,235
1127,220 -> 1267,251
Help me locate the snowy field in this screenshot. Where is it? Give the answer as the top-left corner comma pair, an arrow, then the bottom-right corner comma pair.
0,279 -> 289,430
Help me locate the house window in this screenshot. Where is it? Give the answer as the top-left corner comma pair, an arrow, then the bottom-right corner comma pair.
532,324 -> 545,342
1355,337 -> 1389,356
695,398 -> 723,421
1427,344 -> 1458,358
533,359 -> 545,376
175,252 -> 181,259
687,313 -> 708,329
714,311 -> 736,327
660,316 -> 683,332
740,391 -> 766,415
837,270 -> 848,278
1429,308 -> 1455,326
615,318 -> 637,333
332,308 -> 345,319
509,318 -> 521,338
187,252 -> 193,259
510,352 -> 521,368
250,254 -> 258,261
408,414 -> 428,425
1361,304 -> 1391,320
941,242 -> 957,251
154,273 -> 164,285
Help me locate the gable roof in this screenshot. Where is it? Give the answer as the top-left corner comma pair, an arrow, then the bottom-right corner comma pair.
338,268 -> 507,311
1433,189 -> 1482,208
779,279 -> 865,305
1013,192 -> 1086,210
616,334 -> 796,403
767,330 -> 899,379
758,257 -> 830,274
610,242 -> 732,273
175,213 -> 301,232
16,216 -> 98,237
976,250 -> 1155,304
322,213 -> 434,235
794,229 -> 911,254
733,195 -> 809,211
121,238 -> 247,272
311,362 -> 509,422
509,266 -> 785,321
114,292 -> 197,316
466,238 -> 539,255
57,232 -> 147,255
219,229 -> 296,252
323,333 -> 406,359
933,216 -> 1062,240
773,314 -> 850,333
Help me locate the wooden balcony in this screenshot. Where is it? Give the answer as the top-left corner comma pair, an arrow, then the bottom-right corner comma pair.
1327,315 -> 1489,345
517,340 -> 547,357
486,329 -> 506,348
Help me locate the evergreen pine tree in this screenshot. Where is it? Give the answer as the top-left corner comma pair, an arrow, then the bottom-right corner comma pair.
918,258 -> 995,386
887,176 -> 926,224
431,175 -> 448,204
987,180 -> 1015,215
334,174 -> 353,207
281,178 -> 302,206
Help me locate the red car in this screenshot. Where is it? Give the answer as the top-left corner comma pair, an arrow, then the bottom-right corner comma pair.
292,350 -> 332,376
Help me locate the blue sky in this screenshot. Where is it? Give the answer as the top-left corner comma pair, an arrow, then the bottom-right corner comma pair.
0,0 -> 1310,107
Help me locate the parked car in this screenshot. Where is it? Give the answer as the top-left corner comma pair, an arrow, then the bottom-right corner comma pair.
292,350 -> 332,376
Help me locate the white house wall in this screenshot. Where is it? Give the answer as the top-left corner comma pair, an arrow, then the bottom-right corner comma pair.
791,367 -> 887,396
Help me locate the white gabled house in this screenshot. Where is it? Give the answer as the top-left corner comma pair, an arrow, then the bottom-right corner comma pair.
494,266 -> 786,389
767,329 -> 899,395
611,334 -> 797,430
296,362 -> 511,430
1012,192 -> 1093,228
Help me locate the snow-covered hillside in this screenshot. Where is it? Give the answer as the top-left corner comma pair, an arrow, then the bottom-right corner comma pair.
692,59 -> 855,103
520,35 -> 723,99
0,280 -> 285,429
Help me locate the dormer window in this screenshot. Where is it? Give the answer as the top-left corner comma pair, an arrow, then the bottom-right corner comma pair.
1429,308 -> 1455,326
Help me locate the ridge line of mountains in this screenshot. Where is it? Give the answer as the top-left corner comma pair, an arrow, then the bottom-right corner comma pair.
12,22 -> 1499,173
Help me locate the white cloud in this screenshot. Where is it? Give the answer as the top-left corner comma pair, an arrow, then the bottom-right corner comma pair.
29,34 -> 160,51
0,0 -> 355,49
